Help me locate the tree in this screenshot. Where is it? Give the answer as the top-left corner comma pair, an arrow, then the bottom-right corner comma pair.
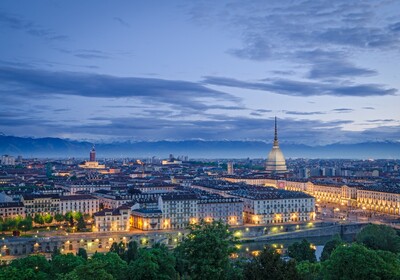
110,242 -> 126,258
128,245 -> 177,280
356,224 -> 400,253
60,262 -> 114,280
90,252 -> 129,280
243,246 -> 298,280
287,239 -> 316,263
174,220 -> 237,280
10,255 -> 51,275
320,236 -> 343,262
77,248 -> 88,260
51,247 -> 61,259
54,213 -> 64,223
77,216 -> 86,231
34,214 -> 45,225
73,211 -> 83,221
124,241 -> 139,263
43,213 -> 53,224
296,261 -> 322,280
0,266 -> 48,280
18,218 -> 33,232
50,253 -> 85,276
322,243 -> 400,280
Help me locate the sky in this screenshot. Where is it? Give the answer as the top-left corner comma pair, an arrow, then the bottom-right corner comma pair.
0,0 -> 399,145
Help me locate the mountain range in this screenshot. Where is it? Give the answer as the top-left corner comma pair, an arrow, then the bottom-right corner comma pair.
0,135 -> 399,159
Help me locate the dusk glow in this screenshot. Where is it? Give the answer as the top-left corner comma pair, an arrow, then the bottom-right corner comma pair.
0,1 -> 399,145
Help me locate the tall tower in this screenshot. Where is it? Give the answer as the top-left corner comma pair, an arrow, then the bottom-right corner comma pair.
265,117 -> 287,174
90,145 -> 96,162
227,162 -> 234,175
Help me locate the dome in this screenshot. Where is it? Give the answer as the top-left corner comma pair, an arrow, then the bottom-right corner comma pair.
265,117 -> 287,174
266,145 -> 287,173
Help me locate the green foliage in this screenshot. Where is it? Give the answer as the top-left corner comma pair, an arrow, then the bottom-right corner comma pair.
128,245 -> 177,280
175,220 -> 238,280
10,255 -> 51,274
288,239 -> 316,263
18,218 -> 33,231
110,241 -> 126,258
320,236 -> 343,262
76,216 -> 86,231
124,241 -> 139,263
296,261 -> 322,280
356,224 -> 400,253
54,213 -> 65,223
322,243 -> 400,280
77,248 -> 88,260
0,266 -> 48,280
0,216 -> 32,232
50,253 -> 85,276
43,213 -> 53,224
60,262 -> 114,280
91,252 -> 129,280
34,214 -> 45,225
243,246 -> 298,280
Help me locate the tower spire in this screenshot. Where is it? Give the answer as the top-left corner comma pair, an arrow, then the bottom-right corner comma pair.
274,116 -> 279,146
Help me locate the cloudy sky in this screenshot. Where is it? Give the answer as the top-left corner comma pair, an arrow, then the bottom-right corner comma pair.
0,0 -> 399,145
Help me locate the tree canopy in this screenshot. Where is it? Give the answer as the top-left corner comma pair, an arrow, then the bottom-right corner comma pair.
322,243 -> 400,280
288,239 -> 316,263
175,220 -> 237,280
243,246 -> 298,280
356,224 -> 400,253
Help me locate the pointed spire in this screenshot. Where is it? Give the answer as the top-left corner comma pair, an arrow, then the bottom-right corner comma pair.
273,116 -> 279,146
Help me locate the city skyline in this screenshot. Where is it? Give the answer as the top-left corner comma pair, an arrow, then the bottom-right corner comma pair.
1,1 -> 399,145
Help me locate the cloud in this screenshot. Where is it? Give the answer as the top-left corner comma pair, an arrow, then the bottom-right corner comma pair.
366,119 -> 396,123
255,109 -> 272,113
332,108 -> 354,113
0,11 -> 67,41
203,76 -> 397,97
308,61 -> 376,79
113,17 -> 130,28
57,49 -> 111,60
362,106 -> 375,110
0,67 -> 240,112
285,111 -> 325,115
228,36 -> 272,61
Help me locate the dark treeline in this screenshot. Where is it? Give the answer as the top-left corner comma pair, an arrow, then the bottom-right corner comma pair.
1,222 -> 400,280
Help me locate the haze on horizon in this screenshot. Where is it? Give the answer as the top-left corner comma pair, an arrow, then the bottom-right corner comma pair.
0,0 -> 399,146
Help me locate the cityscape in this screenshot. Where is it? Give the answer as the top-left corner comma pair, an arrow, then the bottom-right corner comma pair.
1,1 -> 400,280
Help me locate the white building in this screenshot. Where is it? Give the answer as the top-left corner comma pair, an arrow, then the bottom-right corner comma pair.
198,196 -> 243,225
1,155 -> 15,166
0,202 -> 25,219
158,193 -> 198,230
230,186 -> 315,224
59,195 -> 99,215
93,205 -> 131,232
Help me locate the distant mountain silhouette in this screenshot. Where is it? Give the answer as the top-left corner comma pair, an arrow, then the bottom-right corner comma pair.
0,135 -> 399,159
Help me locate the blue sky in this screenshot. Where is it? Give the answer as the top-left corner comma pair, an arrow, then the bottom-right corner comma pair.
0,0 -> 399,145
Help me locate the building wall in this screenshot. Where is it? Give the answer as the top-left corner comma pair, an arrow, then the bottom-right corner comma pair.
242,197 -> 315,224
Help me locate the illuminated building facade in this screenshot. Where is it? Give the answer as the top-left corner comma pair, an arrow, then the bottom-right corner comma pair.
93,205 -> 130,232
198,197 -> 244,226
0,202 -> 25,218
158,193 -> 198,230
230,186 -> 315,224
59,195 -> 99,215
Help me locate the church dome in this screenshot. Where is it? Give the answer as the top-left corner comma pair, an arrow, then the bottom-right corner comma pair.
266,145 -> 287,173
266,117 -> 287,174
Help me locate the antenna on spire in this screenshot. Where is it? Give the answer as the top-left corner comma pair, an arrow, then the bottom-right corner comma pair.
274,116 -> 279,146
